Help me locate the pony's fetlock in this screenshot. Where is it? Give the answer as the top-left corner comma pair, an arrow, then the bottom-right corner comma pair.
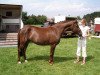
18,61 -> 21,64
25,60 -> 28,63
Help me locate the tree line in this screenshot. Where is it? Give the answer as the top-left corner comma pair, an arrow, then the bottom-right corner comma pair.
83,12 -> 100,23
22,11 -> 100,25
22,12 -> 47,25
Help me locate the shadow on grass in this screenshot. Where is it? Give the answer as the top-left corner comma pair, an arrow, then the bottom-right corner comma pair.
28,55 -> 94,63
28,55 -> 75,63
87,55 -> 94,62
73,55 -> 94,62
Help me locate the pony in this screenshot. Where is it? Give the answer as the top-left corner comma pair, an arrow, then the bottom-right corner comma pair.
18,20 -> 82,64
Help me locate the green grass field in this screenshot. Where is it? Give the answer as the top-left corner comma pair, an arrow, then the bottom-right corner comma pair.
0,37 -> 100,75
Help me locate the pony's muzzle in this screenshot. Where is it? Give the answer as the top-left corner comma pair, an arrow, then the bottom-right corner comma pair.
78,32 -> 82,39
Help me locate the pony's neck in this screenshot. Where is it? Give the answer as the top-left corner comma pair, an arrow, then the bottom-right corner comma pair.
54,21 -> 74,35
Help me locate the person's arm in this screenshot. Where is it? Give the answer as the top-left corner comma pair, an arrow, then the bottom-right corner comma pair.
87,29 -> 90,37
86,28 -> 92,39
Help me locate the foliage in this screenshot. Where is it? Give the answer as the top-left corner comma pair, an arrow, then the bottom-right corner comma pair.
22,12 -> 47,25
77,16 -> 81,20
22,11 -> 100,25
26,15 -> 37,25
36,15 -> 47,24
83,11 -> 100,23
22,12 -> 28,25
0,38 -> 100,75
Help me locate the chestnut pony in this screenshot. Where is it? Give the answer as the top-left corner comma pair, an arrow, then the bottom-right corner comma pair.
18,20 -> 82,64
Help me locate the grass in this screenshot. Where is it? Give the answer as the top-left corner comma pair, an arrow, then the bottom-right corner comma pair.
0,37 -> 100,75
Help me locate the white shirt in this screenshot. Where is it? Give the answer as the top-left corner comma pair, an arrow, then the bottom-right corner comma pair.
79,25 -> 90,37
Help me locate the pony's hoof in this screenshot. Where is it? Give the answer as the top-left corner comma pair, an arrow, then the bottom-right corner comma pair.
49,61 -> 53,65
18,61 -> 21,64
49,63 -> 53,66
25,60 -> 28,63
49,60 -> 51,63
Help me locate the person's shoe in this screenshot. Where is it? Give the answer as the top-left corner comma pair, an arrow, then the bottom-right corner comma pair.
81,62 -> 85,65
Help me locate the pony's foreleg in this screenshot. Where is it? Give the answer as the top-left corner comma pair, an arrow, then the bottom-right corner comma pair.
23,49 -> 27,63
18,48 -> 22,64
18,47 -> 27,63
49,44 -> 56,65
18,45 -> 25,64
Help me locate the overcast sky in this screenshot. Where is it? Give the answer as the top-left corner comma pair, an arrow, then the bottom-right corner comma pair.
0,0 -> 100,18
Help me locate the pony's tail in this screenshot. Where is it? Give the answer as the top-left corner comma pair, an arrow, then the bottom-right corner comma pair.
18,29 -> 23,56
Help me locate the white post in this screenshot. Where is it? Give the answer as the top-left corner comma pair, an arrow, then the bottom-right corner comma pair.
20,20 -> 24,29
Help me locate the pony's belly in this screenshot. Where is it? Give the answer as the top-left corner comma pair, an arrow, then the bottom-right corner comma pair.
31,39 -> 58,45
33,41 -> 50,45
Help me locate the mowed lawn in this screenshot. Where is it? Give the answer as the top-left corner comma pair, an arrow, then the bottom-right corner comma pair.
0,37 -> 100,75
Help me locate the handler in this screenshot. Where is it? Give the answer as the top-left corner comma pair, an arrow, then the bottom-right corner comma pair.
74,18 -> 90,65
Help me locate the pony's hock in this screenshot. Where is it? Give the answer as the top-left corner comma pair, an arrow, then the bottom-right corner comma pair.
18,20 -> 82,64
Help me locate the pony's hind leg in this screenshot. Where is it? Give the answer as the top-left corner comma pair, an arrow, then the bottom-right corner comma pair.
23,48 -> 28,63
18,45 -> 25,64
23,41 -> 29,63
18,47 -> 27,63
18,48 -> 23,64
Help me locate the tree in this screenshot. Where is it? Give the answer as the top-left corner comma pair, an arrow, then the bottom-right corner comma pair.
28,15 -> 37,25
77,16 -> 81,20
22,12 -> 28,24
22,12 -> 47,25
83,12 -> 100,23
36,15 -> 47,25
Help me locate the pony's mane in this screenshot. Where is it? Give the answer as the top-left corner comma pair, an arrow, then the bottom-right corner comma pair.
55,20 -> 77,26
56,20 -> 77,24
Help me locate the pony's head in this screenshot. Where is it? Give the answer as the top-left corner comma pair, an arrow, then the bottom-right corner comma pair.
67,20 -> 82,37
